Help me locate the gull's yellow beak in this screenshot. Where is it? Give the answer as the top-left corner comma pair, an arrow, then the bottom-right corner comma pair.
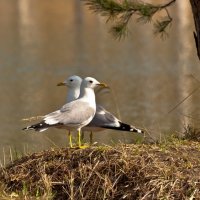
57,82 -> 65,86
97,83 -> 109,88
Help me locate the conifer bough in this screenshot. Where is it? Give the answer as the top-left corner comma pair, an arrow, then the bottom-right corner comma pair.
82,0 -> 176,39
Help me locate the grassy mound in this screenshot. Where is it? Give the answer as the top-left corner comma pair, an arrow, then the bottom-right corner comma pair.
0,140 -> 200,199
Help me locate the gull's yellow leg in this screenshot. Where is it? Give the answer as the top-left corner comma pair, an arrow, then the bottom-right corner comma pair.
68,131 -> 73,148
77,129 -> 89,149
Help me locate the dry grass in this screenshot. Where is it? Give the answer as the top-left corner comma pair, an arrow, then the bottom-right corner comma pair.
0,140 -> 200,200
183,124 -> 200,142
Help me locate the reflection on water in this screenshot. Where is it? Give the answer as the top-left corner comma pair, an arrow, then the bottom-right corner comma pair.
0,0 -> 199,162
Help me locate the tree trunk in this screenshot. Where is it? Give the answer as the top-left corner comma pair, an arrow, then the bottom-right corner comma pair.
190,0 -> 200,60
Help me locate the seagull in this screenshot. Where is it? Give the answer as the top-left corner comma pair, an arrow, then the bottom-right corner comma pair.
57,75 -> 143,144
23,77 -> 107,148
57,75 -> 83,146
57,75 -> 83,103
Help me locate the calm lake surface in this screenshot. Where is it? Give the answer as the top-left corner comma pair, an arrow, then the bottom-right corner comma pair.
0,0 -> 200,162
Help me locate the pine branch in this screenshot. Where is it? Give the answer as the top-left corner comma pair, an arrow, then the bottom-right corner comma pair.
153,9 -> 173,39
154,18 -> 172,39
110,11 -> 133,40
82,0 -> 176,40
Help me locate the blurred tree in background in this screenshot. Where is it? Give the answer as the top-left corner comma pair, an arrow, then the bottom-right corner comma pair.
190,0 -> 200,60
83,0 -> 200,60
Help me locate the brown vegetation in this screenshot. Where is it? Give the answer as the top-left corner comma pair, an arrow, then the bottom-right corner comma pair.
183,124 -> 200,142
0,139 -> 200,199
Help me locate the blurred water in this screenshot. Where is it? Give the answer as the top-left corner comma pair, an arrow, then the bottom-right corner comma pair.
0,0 -> 199,162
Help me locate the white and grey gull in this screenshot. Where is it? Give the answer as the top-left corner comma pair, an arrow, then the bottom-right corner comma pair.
23,77 -> 107,148
57,75 -> 143,138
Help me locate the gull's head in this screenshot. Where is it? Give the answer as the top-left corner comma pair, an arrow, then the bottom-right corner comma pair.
82,77 -> 108,89
57,75 -> 82,89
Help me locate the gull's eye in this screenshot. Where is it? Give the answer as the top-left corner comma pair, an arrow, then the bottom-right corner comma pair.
70,79 -> 73,82
89,80 -> 93,83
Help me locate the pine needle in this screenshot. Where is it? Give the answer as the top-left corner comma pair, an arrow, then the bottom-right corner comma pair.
82,0 -> 176,40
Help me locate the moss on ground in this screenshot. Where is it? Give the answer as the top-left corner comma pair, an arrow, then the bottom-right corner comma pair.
0,140 -> 200,199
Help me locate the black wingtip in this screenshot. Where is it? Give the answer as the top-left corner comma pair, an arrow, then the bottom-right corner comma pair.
120,122 -> 143,133
129,125 -> 144,134
22,121 -> 49,132
101,122 -> 144,133
22,126 -> 30,131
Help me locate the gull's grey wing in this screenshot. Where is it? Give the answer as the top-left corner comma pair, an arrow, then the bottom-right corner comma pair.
24,103 -> 143,133
44,100 -> 95,127
85,105 -> 143,133
87,105 -> 120,127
